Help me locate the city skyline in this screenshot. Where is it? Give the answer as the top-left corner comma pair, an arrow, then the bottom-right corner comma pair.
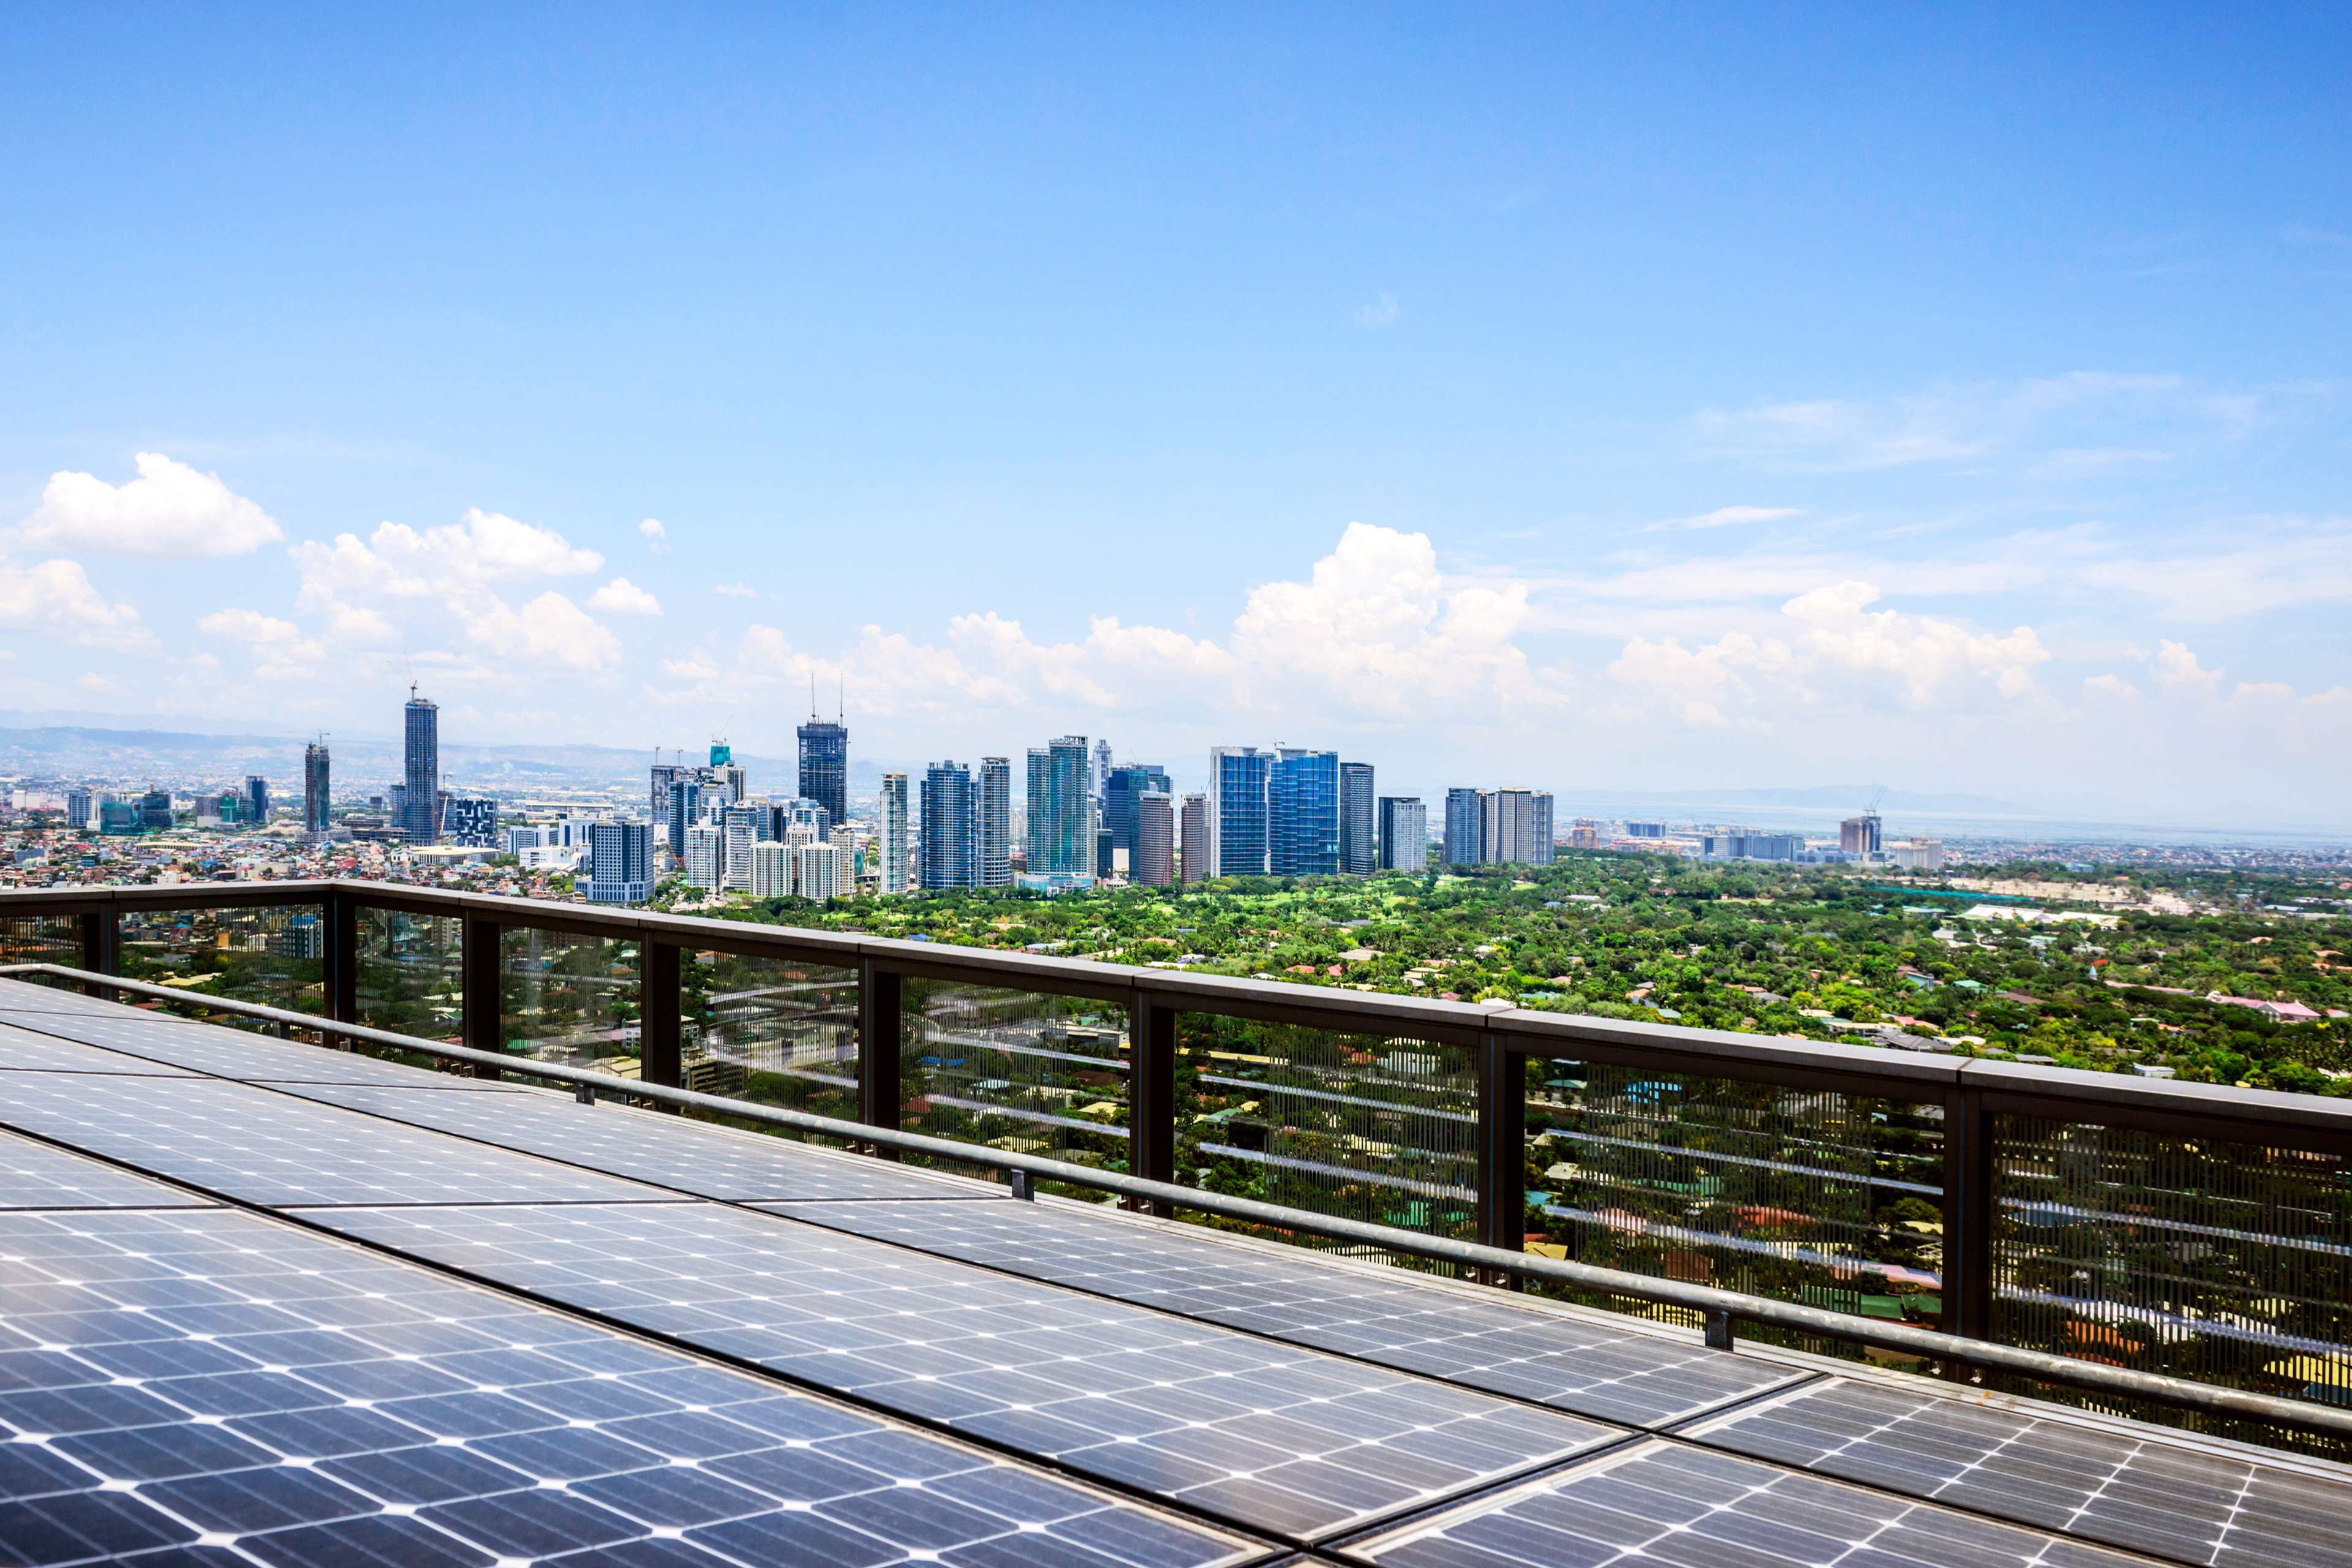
3,11 -> 2349,824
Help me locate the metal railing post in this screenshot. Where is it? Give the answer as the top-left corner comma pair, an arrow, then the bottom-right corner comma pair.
641,941 -> 682,1093
1477,1030 -> 1527,1283
858,959 -> 903,1156
77,909 -> 118,997
1945,1086 -> 1996,1346
323,890 -> 358,1025
1128,990 -> 1177,1213
461,915 -> 502,1080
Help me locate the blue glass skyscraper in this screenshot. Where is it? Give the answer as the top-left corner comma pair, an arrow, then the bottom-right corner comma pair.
1270,748 -> 1339,877
920,761 -> 976,889
401,685 -> 439,844
1208,747 -> 1272,877
1102,763 -> 1171,864
1023,737 -> 1093,883
1338,761 -> 1375,875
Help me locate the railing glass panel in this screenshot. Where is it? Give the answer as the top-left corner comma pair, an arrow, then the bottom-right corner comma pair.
0,915 -> 79,967
1175,1013 -> 1479,1254
900,979 -> 1130,1180
1523,1058 -> 1946,1340
499,928 -> 641,1070
682,949 -> 859,1129
116,904 -> 326,1017
355,908 -> 463,1042
1994,1113 -> 2352,1436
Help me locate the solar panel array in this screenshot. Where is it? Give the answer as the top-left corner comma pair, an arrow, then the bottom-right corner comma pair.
308,1200 -> 1618,1541
1346,1439 -> 2151,1567
4,988 -> 2351,1568
273,1080 -> 1012,1204
1685,1376 -> 2348,1568
0,1006 -> 503,1090
766,1196 -> 1800,1427
0,1205 -> 1257,1567
0,1072 -> 663,1208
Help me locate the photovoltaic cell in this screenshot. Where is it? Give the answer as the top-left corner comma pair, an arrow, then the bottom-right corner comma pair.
306,1200 -> 1621,1541
0,1005 -> 508,1091
0,1024 -> 204,1079
0,1205 -> 1261,1568
0,1128 -> 215,1211
271,1081 -> 1011,1204
1348,1438 -> 2150,1567
0,1074 -> 668,1208
0,978 -> 142,1016
764,1197 -> 1800,1428
1685,1376 -> 2352,1568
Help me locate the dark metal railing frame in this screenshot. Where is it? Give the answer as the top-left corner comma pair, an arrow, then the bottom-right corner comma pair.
8,878 -> 2352,1433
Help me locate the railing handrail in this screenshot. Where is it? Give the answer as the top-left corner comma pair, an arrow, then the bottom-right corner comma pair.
15,876 -> 2351,1142
6,957 -> 2349,1442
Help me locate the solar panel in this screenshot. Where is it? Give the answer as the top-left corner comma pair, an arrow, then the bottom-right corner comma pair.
0,977 -> 140,1015
0,1205 -> 1261,1567
307,1199 -> 1623,1542
0,1128 -> 216,1210
1345,1437 -> 2152,1567
765,1197 -> 1802,1428
0,1023 -> 205,1079
0,1004 -> 507,1091
1684,1375 -> 2352,1568
0,1074 -> 670,1209
272,1080 -> 1012,1204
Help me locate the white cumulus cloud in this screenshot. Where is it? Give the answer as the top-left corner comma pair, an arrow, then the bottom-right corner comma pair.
0,557 -> 153,649
589,578 -> 661,616
18,452 -> 282,556
464,592 -> 622,672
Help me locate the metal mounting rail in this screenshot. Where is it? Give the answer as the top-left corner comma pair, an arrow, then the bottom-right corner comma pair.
6,959 -> 2350,1442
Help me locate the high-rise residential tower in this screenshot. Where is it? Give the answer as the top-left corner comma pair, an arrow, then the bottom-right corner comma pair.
796,688 -> 849,835
1269,748 -> 1340,877
878,773 -> 911,894
1133,790 -> 1175,887
1023,736 -> 1093,883
921,761 -> 977,889
585,821 -> 651,905
303,741 -> 331,834
1179,793 -> 1210,884
243,775 -> 269,827
401,685 -> 439,844
65,787 -> 92,830
1091,737 -> 1114,807
1207,746 -> 1271,877
1442,786 -> 1483,866
1378,796 -> 1427,872
1338,762 -> 1376,875
976,757 -> 1012,888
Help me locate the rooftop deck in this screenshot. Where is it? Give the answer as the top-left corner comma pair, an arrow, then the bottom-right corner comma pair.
1,975 -> 2346,1568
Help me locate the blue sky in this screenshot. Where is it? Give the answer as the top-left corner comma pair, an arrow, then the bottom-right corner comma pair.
3,6 -> 2348,822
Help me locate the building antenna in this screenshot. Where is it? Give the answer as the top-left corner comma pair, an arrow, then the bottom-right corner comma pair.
837,674 -> 843,723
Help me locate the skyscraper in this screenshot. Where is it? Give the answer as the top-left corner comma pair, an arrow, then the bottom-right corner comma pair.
244,775 -> 269,827
585,821 -> 650,905
878,773 -> 911,894
442,795 -> 497,848
1378,797 -> 1428,872
1269,748 -> 1339,877
1840,812 -> 1883,856
65,787 -> 92,830
976,757 -> 1012,888
710,742 -> 748,805
1179,793 -> 1210,884
1134,790 -> 1175,887
303,741 -> 331,834
721,805 -> 762,891
1023,736 -> 1093,883
921,761 -> 977,889
1207,746 -> 1272,877
1338,762 -> 1376,875
796,690 -> 849,835
1442,786 -> 1483,866
401,685 -> 439,844
1102,763 -> 1172,865
1092,737 -> 1114,807
650,756 -> 683,826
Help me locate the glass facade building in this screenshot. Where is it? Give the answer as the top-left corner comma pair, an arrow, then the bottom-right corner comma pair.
1102,763 -> 1171,865
1208,746 -> 1271,877
401,687 -> 439,844
1338,761 -> 1376,875
920,762 -> 976,889
1442,786 -> 1483,866
977,757 -> 1012,888
1023,736 -> 1093,882
1270,748 -> 1340,877
303,742 -> 331,834
1379,796 -> 1427,872
796,717 -> 849,834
